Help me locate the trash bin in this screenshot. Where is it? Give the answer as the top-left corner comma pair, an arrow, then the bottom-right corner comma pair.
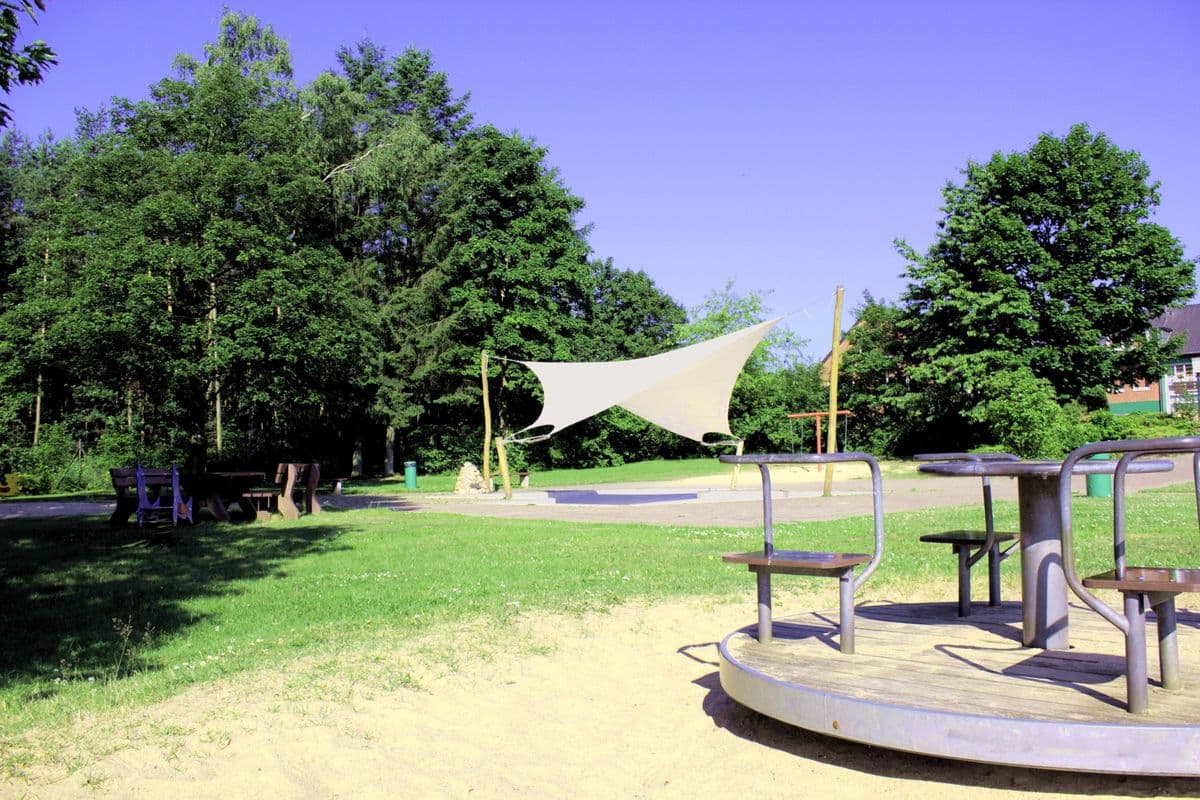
404,460 -> 417,489
1085,452 -> 1112,498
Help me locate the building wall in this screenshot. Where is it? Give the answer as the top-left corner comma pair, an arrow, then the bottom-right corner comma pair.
1107,356 -> 1200,415
1162,357 -> 1200,413
1106,376 -> 1163,415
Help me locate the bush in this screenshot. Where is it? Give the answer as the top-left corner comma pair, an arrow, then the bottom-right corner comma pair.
1112,410 -> 1199,440
10,424 -> 170,495
974,370 -> 1078,458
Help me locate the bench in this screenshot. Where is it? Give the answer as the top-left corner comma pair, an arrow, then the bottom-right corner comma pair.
719,452 -> 885,654
1060,437 -> 1200,714
109,465 -> 192,527
241,462 -> 322,521
914,452 -> 1020,616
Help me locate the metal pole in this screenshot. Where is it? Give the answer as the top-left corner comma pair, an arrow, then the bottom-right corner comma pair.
1126,593 -> 1149,714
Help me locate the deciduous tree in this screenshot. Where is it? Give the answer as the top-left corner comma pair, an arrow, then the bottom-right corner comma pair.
894,124 -> 1195,450
0,0 -> 55,127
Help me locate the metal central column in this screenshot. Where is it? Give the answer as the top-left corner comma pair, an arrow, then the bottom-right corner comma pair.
1017,475 -> 1069,649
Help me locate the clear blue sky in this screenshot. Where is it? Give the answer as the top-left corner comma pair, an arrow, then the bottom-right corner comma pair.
9,1 -> 1200,358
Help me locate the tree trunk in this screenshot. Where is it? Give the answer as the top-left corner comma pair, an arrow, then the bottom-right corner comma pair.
384,425 -> 395,476
352,439 -> 363,477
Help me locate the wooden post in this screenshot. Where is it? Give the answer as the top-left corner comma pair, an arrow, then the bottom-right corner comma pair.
823,286 -> 845,497
494,435 -> 513,499
209,281 -> 222,455
384,425 -> 395,476
481,351 -> 492,483
729,439 -> 744,489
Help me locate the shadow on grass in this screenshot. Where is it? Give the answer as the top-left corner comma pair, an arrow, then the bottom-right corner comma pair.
0,512 -> 355,689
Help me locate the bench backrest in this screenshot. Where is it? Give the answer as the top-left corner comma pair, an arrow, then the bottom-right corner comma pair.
111,466 -> 173,490
272,462 -> 316,485
272,463 -> 320,489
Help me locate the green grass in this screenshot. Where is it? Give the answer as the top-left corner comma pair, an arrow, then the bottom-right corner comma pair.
2,482 -> 1198,774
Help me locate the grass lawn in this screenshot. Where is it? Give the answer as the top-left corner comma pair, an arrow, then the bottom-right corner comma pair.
1,478 -> 1199,775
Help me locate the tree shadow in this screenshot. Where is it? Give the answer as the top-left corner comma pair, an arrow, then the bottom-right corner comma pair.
0,512 -> 355,689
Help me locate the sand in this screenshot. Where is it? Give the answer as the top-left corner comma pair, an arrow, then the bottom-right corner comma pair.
8,591 -> 1198,799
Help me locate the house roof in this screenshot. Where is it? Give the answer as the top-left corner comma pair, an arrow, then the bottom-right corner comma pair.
1153,304 -> 1200,356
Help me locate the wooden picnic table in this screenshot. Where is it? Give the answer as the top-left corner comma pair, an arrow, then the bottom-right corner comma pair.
185,471 -> 267,522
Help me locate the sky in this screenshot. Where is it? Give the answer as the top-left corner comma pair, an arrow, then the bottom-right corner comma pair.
8,0 -> 1200,359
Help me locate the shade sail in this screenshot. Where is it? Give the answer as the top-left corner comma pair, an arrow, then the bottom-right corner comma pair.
510,318 -> 780,444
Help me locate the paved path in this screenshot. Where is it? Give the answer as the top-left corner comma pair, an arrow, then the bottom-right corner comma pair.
401,463 -> 1192,527
1,460 -> 1190,527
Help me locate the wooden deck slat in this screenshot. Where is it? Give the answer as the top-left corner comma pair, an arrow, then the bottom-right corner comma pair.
720,605 -> 1200,774
730,641 -> 1139,721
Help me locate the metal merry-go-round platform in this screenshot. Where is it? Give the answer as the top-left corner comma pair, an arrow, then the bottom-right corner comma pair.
719,599 -> 1200,776
717,443 -> 1200,778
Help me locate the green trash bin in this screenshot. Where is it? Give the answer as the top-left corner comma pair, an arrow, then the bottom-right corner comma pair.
1085,452 -> 1112,498
404,460 -> 417,489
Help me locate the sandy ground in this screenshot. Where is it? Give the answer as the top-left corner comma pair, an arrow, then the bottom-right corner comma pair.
6,464 -> 1200,798
12,595 -> 1199,799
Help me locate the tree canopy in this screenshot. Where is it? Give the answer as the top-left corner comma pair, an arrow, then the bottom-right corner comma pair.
0,0 -> 54,127
0,11 -> 809,485
889,124 -> 1196,452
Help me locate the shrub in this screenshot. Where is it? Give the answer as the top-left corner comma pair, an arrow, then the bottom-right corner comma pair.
973,369 -> 1077,458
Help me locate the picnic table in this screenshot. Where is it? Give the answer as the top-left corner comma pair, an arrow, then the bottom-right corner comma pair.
108,466 -> 179,526
918,456 -> 1173,649
186,471 -> 267,522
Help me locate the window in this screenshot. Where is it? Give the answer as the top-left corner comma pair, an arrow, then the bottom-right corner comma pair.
1173,362 -> 1195,379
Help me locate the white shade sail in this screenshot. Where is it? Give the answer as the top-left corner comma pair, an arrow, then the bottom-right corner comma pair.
510,318 -> 780,444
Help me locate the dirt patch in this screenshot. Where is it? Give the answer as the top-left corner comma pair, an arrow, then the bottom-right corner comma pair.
11,593 -> 1193,799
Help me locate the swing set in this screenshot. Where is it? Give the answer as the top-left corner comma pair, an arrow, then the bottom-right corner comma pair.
787,410 -> 853,459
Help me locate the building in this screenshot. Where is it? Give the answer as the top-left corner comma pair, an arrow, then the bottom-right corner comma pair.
1106,304 -> 1200,415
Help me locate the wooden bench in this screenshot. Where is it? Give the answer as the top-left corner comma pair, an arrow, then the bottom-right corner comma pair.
914,452 -> 1020,616
719,452 -> 885,654
109,465 -> 192,527
242,463 -> 322,521
1060,438 -> 1200,714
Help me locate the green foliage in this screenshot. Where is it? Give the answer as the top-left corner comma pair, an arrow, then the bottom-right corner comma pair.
968,369 -> 1077,457
892,124 -> 1196,453
0,13 -> 798,484
13,423 -> 150,493
839,293 -> 915,453
669,281 -> 820,452
0,1 -> 55,127
1112,411 -> 1199,440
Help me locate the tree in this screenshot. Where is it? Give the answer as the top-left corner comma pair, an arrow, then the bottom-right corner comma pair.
0,1 -> 55,127
838,293 -> 912,454
349,124 -> 600,472
673,281 -> 820,452
0,12 -> 375,471
310,41 -> 468,473
541,260 -> 688,466
894,124 -> 1196,450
